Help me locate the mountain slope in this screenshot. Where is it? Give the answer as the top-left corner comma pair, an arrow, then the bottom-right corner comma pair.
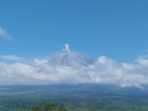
50,44 -> 94,67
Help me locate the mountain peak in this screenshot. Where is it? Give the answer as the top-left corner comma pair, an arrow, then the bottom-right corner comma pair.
50,44 -> 94,67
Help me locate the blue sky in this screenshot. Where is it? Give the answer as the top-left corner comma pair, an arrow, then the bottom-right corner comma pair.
0,0 -> 148,61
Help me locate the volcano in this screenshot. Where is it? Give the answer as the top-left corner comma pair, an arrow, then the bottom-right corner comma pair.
50,43 -> 94,67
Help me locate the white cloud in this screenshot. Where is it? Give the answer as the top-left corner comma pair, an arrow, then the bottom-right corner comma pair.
0,55 -> 148,87
0,26 -> 10,39
0,55 -> 24,61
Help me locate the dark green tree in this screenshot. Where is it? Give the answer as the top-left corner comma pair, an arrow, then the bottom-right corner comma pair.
31,102 -> 67,111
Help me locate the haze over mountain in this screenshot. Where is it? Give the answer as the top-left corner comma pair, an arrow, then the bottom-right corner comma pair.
0,44 -> 148,87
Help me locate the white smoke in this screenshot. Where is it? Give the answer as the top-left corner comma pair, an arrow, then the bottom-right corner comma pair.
63,43 -> 71,52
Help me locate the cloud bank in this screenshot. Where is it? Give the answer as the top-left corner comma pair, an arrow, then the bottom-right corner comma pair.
0,44 -> 148,87
0,52 -> 148,87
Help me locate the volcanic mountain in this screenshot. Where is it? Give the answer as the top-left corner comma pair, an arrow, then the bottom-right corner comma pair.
50,43 -> 94,67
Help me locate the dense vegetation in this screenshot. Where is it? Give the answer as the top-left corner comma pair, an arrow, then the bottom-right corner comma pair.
0,84 -> 148,111
31,103 -> 67,111
1,97 -> 148,111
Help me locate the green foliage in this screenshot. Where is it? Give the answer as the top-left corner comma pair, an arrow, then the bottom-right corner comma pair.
1,97 -> 148,111
31,102 -> 67,111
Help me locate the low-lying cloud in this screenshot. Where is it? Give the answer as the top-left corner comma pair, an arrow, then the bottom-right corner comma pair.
0,53 -> 148,87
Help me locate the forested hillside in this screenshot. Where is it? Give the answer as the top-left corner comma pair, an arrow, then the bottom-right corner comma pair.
0,85 -> 148,111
